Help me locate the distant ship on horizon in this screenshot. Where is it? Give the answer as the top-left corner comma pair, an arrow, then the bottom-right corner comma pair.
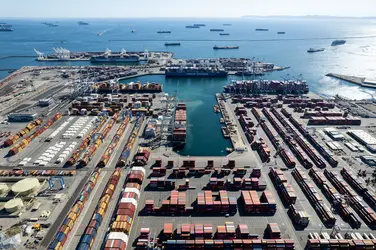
331,40 -> 346,46
0,23 -> 13,31
307,48 -> 325,53
78,21 -> 89,25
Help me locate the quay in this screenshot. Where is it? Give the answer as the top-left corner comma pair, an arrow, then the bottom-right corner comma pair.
326,73 -> 376,89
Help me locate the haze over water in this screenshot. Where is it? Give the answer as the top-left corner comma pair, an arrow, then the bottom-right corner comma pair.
1,17 -> 376,155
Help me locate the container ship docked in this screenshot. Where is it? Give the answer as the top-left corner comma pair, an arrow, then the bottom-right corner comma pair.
93,80 -> 162,93
165,66 -> 228,77
223,80 -> 309,94
90,49 -> 142,63
172,103 -> 187,149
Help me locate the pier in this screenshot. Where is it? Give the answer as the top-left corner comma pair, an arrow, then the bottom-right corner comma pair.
326,73 -> 376,89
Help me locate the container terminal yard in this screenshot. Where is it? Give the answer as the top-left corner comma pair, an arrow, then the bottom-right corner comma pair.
1,61 -> 376,250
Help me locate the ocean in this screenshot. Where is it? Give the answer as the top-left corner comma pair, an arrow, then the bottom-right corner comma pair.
1,17 -> 376,155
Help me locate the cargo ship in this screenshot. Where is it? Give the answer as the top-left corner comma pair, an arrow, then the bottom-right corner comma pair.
193,24 -> 206,27
157,31 -> 171,33
213,45 -> 239,50
172,103 -> 187,149
165,42 -> 181,46
307,48 -> 325,53
224,79 -> 309,94
186,25 -> 200,28
43,22 -> 59,27
0,24 -> 13,31
331,40 -> 346,46
90,49 -> 141,63
165,66 -> 228,77
255,28 -> 268,31
277,32 -> 286,34
219,33 -> 230,36
210,29 -> 224,31
78,21 -> 89,25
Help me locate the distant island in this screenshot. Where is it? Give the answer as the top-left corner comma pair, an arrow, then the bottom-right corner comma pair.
242,15 -> 376,19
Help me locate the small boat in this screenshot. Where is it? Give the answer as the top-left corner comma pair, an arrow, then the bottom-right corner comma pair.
255,28 -> 268,31
220,118 -> 225,124
221,127 -> 230,138
193,24 -> 206,27
97,32 -> 103,36
307,48 -> 325,53
210,29 -> 224,32
186,25 -> 200,28
277,32 -> 286,34
226,147 -> 233,152
219,33 -> 230,36
131,29 -> 136,33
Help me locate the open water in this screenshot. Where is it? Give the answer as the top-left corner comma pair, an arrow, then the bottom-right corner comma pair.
1,17 -> 376,155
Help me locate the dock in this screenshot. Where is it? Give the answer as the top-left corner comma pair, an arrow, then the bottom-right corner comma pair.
326,73 -> 376,89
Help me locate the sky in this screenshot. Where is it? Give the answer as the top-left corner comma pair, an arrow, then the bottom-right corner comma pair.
1,0 -> 376,18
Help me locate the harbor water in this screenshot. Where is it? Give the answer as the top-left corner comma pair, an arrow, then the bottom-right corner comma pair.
1,17 -> 376,155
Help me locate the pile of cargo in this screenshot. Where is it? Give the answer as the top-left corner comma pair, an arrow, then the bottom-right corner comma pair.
262,107 -> 312,168
48,168 -> 102,250
238,114 -> 256,143
269,168 -> 297,205
77,168 -> 122,249
65,117 -> 107,166
172,103 -> 187,147
306,239 -> 376,249
117,116 -> 144,167
251,138 -> 271,163
309,167 -> 361,229
79,113 -> 119,167
307,116 -> 361,126
133,147 -> 150,166
324,169 -> 376,227
174,224 -> 214,240
292,167 -> 336,227
197,190 -> 237,215
103,166 -> 145,250
241,190 -> 277,214
287,112 -> 338,167
223,79 -> 309,94
97,116 -> 130,167
0,169 -> 75,177
208,176 -> 265,191
162,239 -> 295,249
270,108 -> 325,168
7,114 -> 61,156
144,190 -> 187,215
151,167 -> 166,177
148,177 -> 175,190
266,223 -> 281,239
252,108 -> 295,168
282,96 -> 335,109
341,168 -> 376,210
288,204 -> 310,228
2,118 -> 43,147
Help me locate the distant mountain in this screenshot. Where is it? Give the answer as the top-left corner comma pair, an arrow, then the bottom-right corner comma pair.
242,15 -> 376,19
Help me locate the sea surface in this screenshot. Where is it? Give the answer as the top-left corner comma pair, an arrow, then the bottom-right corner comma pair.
1,17 -> 376,156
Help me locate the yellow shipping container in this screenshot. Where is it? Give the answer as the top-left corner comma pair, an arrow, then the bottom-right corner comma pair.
98,208 -> 105,216
54,242 -> 62,250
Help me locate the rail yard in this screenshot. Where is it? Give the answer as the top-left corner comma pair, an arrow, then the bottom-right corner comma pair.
1,63 -> 376,250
